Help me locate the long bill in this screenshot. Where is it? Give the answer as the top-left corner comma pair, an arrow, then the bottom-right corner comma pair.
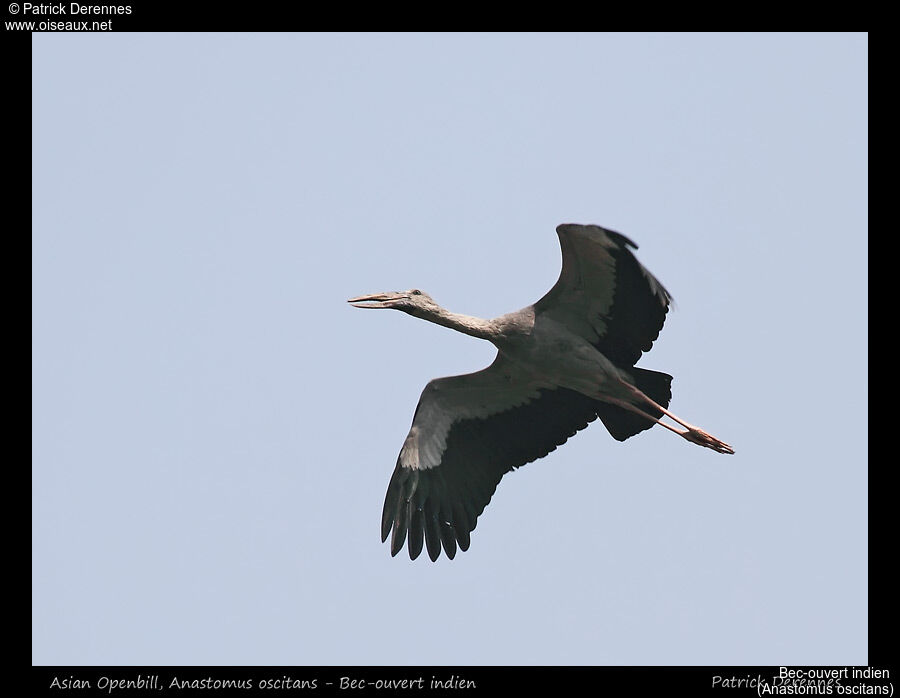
347,292 -> 408,309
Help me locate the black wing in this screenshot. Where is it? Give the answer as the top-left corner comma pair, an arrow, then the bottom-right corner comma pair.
382,356 -> 603,561
535,224 -> 672,367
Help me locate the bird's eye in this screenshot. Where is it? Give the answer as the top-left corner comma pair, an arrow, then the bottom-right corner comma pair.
411,289 -> 422,295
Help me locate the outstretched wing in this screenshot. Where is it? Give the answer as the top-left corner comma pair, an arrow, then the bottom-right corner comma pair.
534,224 -> 672,367
382,354 -> 604,561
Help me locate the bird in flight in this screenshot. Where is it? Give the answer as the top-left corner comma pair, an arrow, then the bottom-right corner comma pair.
349,224 -> 733,561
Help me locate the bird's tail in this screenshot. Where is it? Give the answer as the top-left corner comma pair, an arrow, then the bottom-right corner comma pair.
595,368 -> 673,441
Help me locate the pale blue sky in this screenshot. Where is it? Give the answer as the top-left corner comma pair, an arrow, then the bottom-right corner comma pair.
32,33 -> 868,665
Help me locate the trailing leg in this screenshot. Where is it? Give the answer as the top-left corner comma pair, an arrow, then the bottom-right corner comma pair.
612,378 -> 734,455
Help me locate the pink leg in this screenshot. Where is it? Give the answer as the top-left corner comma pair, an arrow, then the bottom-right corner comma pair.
609,382 -> 735,455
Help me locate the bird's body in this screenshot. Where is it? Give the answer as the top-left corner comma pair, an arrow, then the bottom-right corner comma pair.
349,224 -> 733,562
496,310 -> 629,397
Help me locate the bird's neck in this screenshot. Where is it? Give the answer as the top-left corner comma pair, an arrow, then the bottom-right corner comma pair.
419,307 -> 498,342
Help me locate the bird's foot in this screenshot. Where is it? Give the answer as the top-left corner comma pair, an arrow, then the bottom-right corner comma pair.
681,427 -> 734,455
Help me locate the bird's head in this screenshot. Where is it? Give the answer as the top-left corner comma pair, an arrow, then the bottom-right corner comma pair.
347,289 -> 439,318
